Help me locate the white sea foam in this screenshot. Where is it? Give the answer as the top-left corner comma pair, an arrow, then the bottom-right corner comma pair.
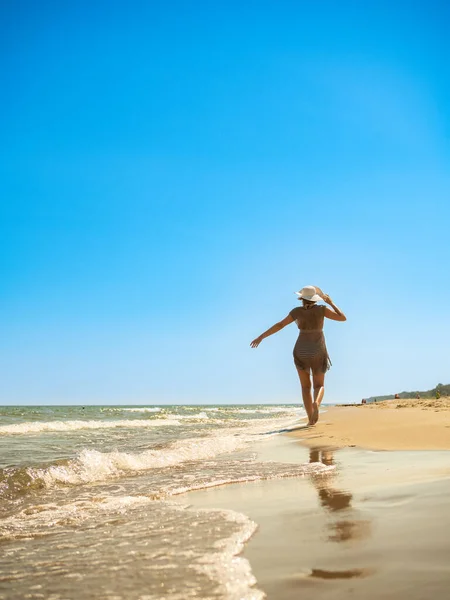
230,408 -> 284,414
0,495 -> 156,538
1,497 -> 264,600
205,406 -> 300,416
29,435 -> 246,487
26,411 -> 313,488
0,411 -> 216,436
0,418 -> 181,435
196,509 -> 265,600
176,411 -> 210,420
120,407 -> 161,413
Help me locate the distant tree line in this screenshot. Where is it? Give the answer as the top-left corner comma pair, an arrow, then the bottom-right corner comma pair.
366,383 -> 450,402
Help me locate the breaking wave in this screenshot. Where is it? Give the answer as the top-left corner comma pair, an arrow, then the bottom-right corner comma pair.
0,418 -> 182,435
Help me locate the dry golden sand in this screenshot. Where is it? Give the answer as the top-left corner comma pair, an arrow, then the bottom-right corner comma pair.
294,397 -> 450,450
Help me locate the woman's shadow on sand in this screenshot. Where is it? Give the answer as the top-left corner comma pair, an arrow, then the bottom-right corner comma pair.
261,423 -> 310,435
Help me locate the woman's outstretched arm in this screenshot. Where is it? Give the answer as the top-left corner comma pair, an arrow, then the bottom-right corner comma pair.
250,315 -> 294,348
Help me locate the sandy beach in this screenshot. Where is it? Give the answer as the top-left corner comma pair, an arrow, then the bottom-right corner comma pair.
187,398 -> 450,599
295,397 -> 450,451
2,402 -> 449,599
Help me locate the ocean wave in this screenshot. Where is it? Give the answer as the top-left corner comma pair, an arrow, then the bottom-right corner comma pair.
0,412 -> 216,436
165,462 -> 334,496
204,406 -> 298,415
1,436 -> 332,506
104,407 -> 162,413
0,414 -> 312,505
0,418 -> 182,435
24,435 -> 245,487
1,456 -> 334,524
176,411 -> 210,420
0,494 -> 156,536
121,407 -> 162,413
229,408 -> 286,415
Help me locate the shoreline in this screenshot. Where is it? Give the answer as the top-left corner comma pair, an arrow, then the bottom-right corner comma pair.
185,402 -> 450,599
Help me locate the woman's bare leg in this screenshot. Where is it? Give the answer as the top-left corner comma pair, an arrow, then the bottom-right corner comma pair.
313,371 -> 325,405
296,367 -> 314,425
312,371 -> 325,423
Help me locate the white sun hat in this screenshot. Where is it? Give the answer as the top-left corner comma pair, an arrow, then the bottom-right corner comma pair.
295,285 -> 321,302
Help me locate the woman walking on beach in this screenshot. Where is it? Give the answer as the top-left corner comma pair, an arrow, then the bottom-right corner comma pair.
250,286 -> 346,426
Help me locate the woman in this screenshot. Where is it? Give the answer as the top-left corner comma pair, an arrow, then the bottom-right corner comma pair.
250,285 -> 346,426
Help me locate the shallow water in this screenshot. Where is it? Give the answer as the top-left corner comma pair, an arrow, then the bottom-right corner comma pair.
187,438 -> 450,600
0,404 -> 332,599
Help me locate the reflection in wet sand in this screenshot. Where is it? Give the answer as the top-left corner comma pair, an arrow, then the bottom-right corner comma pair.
309,567 -> 373,580
318,488 -> 352,511
287,566 -> 375,587
309,448 -> 371,543
328,519 -> 371,542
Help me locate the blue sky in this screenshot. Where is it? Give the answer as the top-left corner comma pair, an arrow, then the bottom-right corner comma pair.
1,1 -> 449,405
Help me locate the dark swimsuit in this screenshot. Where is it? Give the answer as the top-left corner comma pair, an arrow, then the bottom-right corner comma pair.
289,305 -> 331,373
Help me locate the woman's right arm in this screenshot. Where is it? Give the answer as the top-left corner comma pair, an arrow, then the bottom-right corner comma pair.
250,315 -> 294,348
314,286 -> 347,321
323,295 -> 347,322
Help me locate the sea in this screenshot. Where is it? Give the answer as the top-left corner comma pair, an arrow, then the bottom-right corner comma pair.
0,404 -> 333,600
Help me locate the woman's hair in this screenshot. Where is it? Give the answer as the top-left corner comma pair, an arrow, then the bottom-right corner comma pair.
302,298 -> 316,307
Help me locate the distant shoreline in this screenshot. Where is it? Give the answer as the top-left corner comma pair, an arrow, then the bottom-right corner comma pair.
366,383 -> 450,402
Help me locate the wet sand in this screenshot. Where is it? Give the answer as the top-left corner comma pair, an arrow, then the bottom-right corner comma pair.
186,415 -> 450,600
